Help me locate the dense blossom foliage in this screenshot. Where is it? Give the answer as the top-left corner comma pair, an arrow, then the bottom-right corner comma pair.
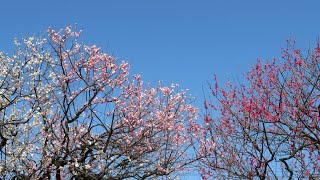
0,27 -> 198,179
199,40 -> 320,179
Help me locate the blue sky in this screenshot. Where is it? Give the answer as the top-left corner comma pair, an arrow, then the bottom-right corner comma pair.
1,1 -> 320,179
1,1 -> 320,96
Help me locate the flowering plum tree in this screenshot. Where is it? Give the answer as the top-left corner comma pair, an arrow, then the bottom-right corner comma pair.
199,40 -> 320,179
0,27 -> 198,179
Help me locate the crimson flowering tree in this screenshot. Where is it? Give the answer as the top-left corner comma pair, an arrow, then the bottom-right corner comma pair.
198,40 -> 320,179
0,27 -> 199,179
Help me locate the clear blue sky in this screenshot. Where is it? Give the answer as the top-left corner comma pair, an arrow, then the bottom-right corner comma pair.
1,1 -> 320,179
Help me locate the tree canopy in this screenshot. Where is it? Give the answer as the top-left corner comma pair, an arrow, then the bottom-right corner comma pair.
0,27 -> 198,179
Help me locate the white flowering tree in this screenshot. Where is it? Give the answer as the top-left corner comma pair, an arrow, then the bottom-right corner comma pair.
0,27 -> 199,179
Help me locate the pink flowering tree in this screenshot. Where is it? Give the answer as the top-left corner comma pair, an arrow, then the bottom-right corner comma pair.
199,40 -> 320,179
0,27 -> 199,179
